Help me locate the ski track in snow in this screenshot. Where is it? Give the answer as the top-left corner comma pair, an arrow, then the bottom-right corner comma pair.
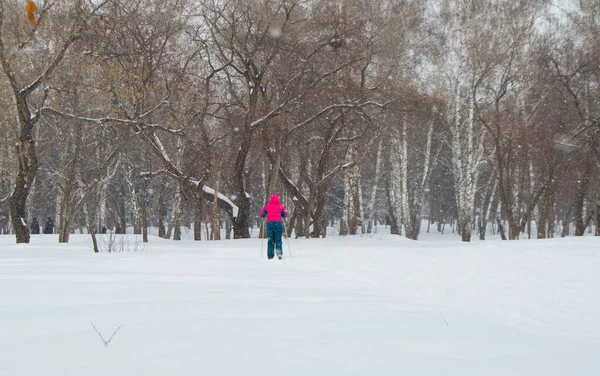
0,233 -> 599,375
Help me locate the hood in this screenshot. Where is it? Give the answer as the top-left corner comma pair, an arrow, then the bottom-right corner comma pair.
269,195 -> 280,204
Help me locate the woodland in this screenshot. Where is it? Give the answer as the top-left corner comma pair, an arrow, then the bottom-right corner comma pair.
0,0 -> 598,245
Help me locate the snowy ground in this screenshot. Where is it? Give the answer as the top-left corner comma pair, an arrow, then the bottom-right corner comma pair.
1,230 -> 599,375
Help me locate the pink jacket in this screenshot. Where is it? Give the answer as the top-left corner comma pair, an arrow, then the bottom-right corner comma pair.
260,195 -> 288,222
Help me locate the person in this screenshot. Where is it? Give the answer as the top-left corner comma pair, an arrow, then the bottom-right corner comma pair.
260,195 -> 288,259
43,217 -> 54,234
30,217 -> 40,234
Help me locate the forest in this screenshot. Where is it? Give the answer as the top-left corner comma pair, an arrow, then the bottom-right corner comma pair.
0,0 -> 598,245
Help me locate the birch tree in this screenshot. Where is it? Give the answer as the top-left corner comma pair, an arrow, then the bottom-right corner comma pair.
433,0 -> 489,242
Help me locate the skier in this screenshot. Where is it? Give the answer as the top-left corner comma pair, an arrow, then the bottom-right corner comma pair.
259,195 -> 288,259
30,217 -> 40,235
43,217 -> 54,234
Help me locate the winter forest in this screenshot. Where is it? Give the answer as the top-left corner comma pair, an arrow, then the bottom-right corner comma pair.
0,0 -> 598,246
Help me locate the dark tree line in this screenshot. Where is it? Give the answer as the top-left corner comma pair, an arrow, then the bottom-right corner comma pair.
0,0 -> 598,245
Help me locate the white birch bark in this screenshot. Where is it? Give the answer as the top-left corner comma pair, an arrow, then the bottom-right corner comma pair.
98,182 -> 107,232
442,0 -> 488,242
54,188 -> 62,235
126,167 -> 140,234
341,143 -> 360,235
211,166 -> 221,241
407,119 -> 435,240
172,138 -> 185,241
366,139 -> 382,233
451,67 -> 481,242
347,144 -> 360,235
388,129 -> 403,235
172,187 -> 182,240
400,119 -> 409,236
358,178 -> 365,234
340,173 -> 350,235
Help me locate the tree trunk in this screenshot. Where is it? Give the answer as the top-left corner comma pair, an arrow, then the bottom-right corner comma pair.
98,181 -> 107,233
158,189 -> 166,238
311,195 -> 328,238
345,144 -> 360,236
406,119 -> 435,240
386,178 -> 401,236
232,131 -> 252,238
495,198 -> 507,240
574,163 -> 592,236
496,216 -> 507,240
57,123 -> 84,243
358,180 -> 365,234
90,232 -> 99,253
595,203 -> 600,236
127,168 -> 141,235
141,179 -> 149,243
561,206 -> 572,238
194,197 -> 202,241
479,172 -> 497,240
387,133 -> 403,236
267,152 -> 281,198
366,140 -> 382,234
225,218 -> 232,239
172,187 -> 182,241
9,109 -> 38,243
339,179 -> 349,235
211,176 -> 221,241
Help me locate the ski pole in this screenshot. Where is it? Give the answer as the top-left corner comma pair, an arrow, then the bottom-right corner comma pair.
260,219 -> 266,258
283,218 -> 292,258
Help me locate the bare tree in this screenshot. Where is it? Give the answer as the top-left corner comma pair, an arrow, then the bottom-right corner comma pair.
0,0 -> 107,243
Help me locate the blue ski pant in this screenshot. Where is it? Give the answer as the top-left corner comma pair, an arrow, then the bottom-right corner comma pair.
266,221 -> 283,259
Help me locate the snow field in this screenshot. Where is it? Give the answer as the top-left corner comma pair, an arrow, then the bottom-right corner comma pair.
1,233 -> 599,375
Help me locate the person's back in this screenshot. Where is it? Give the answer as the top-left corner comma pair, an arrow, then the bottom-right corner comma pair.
43,217 -> 54,234
261,195 -> 287,223
30,217 -> 40,234
260,195 -> 288,259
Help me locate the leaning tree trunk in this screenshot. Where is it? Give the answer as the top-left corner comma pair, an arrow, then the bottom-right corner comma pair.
8,98 -> 39,243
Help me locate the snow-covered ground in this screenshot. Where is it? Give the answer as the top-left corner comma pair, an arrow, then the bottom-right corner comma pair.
1,231 -> 599,376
